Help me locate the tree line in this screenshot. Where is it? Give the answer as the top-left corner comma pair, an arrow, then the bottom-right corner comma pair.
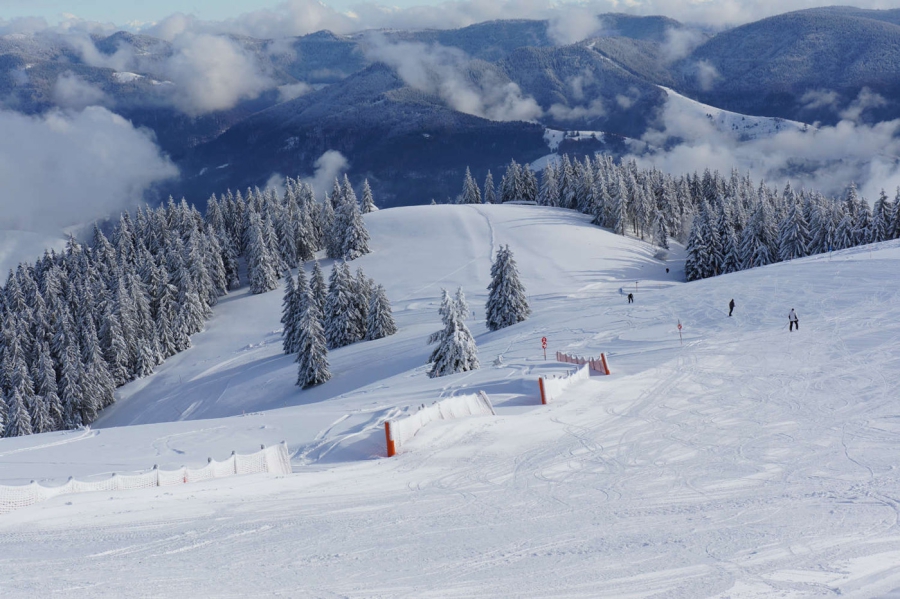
0,175 -> 374,438
457,156 -> 898,281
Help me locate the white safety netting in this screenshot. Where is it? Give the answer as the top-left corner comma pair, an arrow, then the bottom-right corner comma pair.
541,362 -> 591,404
0,442 -> 292,516
390,391 -> 495,450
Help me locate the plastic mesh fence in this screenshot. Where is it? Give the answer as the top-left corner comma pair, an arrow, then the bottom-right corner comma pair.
0,442 -> 291,516
390,392 -> 495,451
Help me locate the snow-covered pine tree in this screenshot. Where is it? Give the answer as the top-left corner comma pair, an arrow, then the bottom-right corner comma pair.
520,166 -> 538,203
539,162 -> 560,207
365,284 -> 397,340
332,184 -> 371,261
483,171 -> 496,205
428,287 -> 479,378
485,245 -> 531,331
351,267 -> 371,342
500,160 -> 522,203
34,341 -> 61,431
778,202 -> 810,261
558,155 -> 576,209
2,324 -> 33,437
324,262 -> 356,349
653,211 -> 669,250
281,271 -> 298,354
461,167 -> 483,204
295,288 -> 331,389
247,212 -> 280,294
872,189 -> 892,243
310,261 -> 327,314
360,179 -> 378,213
684,213 -> 708,282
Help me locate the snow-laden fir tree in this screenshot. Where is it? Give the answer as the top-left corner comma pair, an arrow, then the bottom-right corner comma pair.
247,212 -> 280,294
483,171 -> 496,205
365,284 -> 397,340
351,267 -> 371,342
500,160 -> 522,203
295,288 -> 331,389
539,162 -> 560,207
324,262 -> 357,349
485,245 -> 531,331
778,202 -> 810,261
360,179 -> 378,213
331,181 -> 371,261
309,261 -> 327,314
281,271 -> 299,354
427,287 -> 479,378
461,167 -> 483,204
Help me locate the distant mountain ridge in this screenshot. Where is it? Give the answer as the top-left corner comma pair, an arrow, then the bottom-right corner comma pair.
1,6 -> 898,207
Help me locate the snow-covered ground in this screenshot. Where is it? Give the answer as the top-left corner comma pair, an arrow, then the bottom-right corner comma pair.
3,204 -> 900,597
661,87 -> 812,141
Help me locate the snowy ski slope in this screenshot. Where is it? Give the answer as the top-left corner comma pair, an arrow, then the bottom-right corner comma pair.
2,204 -> 900,597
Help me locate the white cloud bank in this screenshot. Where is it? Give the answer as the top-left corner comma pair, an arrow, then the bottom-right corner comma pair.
363,36 -> 542,122
630,89 -> 900,201
0,107 -> 178,232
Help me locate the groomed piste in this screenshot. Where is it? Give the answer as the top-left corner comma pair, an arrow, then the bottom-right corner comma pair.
3,204 -> 900,597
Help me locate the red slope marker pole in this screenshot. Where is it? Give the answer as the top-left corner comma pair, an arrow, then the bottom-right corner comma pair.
385,421 -> 397,457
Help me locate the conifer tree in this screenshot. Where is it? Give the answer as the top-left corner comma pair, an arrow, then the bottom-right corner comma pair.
461,167 -> 483,204
281,271 -> 299,355
247,213 -> 280,294
324,262 -> 356,349
34,341 -> 61,431
360,179 -> 378,213
351,267 -> 371,342
365,284 -> 397,340
428,287 -> 479,378
483,171 -> 496,205
778,202 -> 810,261
310,261 -> 327,314
485,245 -> 531,331
295,291 -> 331,389
500,160 -> 522,203
539,162 -> 560,207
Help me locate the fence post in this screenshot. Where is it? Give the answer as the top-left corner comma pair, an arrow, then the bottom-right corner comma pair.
600,353 -> 611,375
539,377 -> 548,405
385,421 -> 397,457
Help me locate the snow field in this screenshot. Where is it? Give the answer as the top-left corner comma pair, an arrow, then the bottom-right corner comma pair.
2,205 -> 900,596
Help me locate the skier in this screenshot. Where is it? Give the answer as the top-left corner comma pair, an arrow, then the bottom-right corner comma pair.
788,308 -> 799,332
627,293 -> 634,304
728,299 -> 735,317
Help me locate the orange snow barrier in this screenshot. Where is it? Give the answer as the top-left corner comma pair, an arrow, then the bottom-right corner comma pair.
555,351 -> 610,375
600,353 -> 611,375
384,392 -> 495,457
385,421 -> 397,457
538,363 -> 591,405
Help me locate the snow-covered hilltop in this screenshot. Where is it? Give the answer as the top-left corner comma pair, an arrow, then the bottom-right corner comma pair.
3,203 -> 900,597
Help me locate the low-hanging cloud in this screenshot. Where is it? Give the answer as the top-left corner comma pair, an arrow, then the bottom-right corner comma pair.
69,31 -> 274,116
303,150 -> 349,200
0,106 -> 178,232
164,33 -> 274,116
629,89 -> 900,202
363,36 -> 542,122
52,71 -> 110,110
547,7 -> 604,45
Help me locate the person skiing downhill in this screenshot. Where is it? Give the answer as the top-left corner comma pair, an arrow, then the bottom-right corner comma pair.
627,293 -> 634,304
728,299 -> 735,317
788,308 -> 799,331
